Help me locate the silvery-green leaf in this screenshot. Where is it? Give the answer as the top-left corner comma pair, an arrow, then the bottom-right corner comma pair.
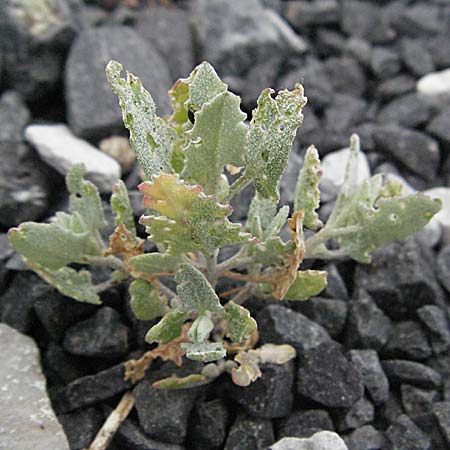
129,253 -> 180,274
181,342 -> 226,362
247,196 -> 289,240
110,180 -> 136,236
106,60 -> 176,179
152,374 -> 210,389
294,145 -> 323,230
188,314 -> 214,343
129,279 -> 168,321
224,301 -> 257,343
251,237 -> 293,266
284,270 -> 327,300
145,309 -> 186,344
246,85 -> 307,201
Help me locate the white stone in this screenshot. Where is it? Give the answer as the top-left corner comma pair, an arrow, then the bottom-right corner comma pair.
320,146 -> 371,203
25,124 -> 121,193
0,324 -> 69,450
423,187 -> 450,245
269,431 -> 348,450
417,68 -> 450,100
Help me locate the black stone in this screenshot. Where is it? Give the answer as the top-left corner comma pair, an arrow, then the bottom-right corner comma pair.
428,35 -> 450,69
283,0 -> 339,28
395,4 -> 444,37
276,409 -> 334,440
0,234 -> 14,291
400,38 -> 435,77
315,29 -> 347,57
370,47 -> 401,79
401,384 -> 438,432
417,305 -> 450,354
336,396 -> 374,431
382,321 -> 432,361
322,263 -> 349,300
64,307 -> 129,358
133,379 -> 199,444
324,93 -> 367,132
256,304 -> 331,355
346,289 -> 392,351
0,90 -> 30,141
376,93 -> 433,129
375,75 -> 416,101
189,399 -> 229,450
323,56 -> 366,97
348,349 -> 389,405
54,363 -> 133,413
354,239 -> 444,320
291,297 -> 347,338
224,415 -> 274,450
386,414 -> 431,450
344,425 -> 387,450
42,343 -> 85,386
297,342 -> 364,408
345,37 -> 373,68
381,360 -> 442,389
65,26 -> 172,138
229,361 -> 294,419
433,402 -> 450,446
58,407 -> 103,450
427,108 -> 450,153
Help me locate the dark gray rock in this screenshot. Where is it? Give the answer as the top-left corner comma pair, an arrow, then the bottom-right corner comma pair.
401,384 -> 438,432
65,26 -> 172,138
54,363 -> 133,413
280,150 -> 304,205
322,264 -> 349,300
276,409 -> 334,440
189,399 -> 229,450
323,56 -> 366,97
0,90 -> 30,141
375,75 -> 416,100
427,107 -> 450,152
297,342 -> 364,408
344,425 -> 386,450
315,29 -> 347,56
345,37 -> 373,68
386,414 -> 431,450
428,35 -> 450,69
400,39 -> 435,77
376,93 -> 433,129
291,297 -> 347,338
324,93 -> 367,132
42,343 -> 85,386
224,415 -> 274,450
133,379 -> 199,444
136,6 -> 194,81
382,360 -> 442,389
417,305 -> 450,354
256,304 -> 331,355
337,396 -> 374,431
58,408 -> 103,450
0,0 -> 77,100
340,0 -> 395,44
229,361 -> 294,419
395,4 -> 444,37
433,402 -> 450,446
348,349 -> 389,405
283,1 -> 338,28
354,239 -> 444,320
0,234 -> 14,291
370,47 -> 401,79
382,321 -> 432,361
64,307 -> 129,358
346,289 -> 392,351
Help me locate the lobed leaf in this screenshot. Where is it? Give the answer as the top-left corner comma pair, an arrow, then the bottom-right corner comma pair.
188,314 -> 215,344
224,301 -> 257,343
146,309 -> 187,344
110,180 -> 136,236
129,279 -> 168,321
106,60 -> 177,179
245,85 -> 307,201
181,342 -> 226,362
129,253 -> 180,274
284,270 -> 328,300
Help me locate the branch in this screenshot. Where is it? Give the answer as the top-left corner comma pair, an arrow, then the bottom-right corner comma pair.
230,282 -> 254,305
226,170 -> 252,202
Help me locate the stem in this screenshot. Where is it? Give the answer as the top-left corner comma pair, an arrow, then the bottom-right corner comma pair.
226,171 -> 252,202
219,285 -> 245,298
230,282 -> 253,305
216,248 -> 254,274
95,278 -> 123,293
87,391 -> 135,450
222,271 -> 271,283
87,255 -> 126,272
205,250 -> 218,288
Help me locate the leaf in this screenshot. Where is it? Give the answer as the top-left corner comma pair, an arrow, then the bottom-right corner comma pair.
294,145 -> 323,230
182,91 -> 247,195
129,253 -> 180,274
224,301 -> 257,343
110,180 -> 136,236
8,212 -> 102,271
129,279 -> 168,321
106,60 -> 177,179
181,342 -> 226,362
284,270 -> 328,301
139,174 -> 250,255
245,85 -> 307,201
256,344 -> 297,364
152,373 -> 210,389
24,259 -> 100,304
175,263 -> 224,313
250,237 -> 293,267
105,224 -> 144,263
66,164 -> 107,232
188,314 -> 215,343
146,309 -> 187,344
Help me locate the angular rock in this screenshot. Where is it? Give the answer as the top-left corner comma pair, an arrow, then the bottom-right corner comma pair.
0,324 -> 69,450
370,47 -> 401,79
189,399 -> 229,450
427,107 -> 450,152
224,415 -> 274,450
66,26 -> 172,138
64,307 -> 129,359
345,37 -> 373,68
417,69 -> 450,101
54,363 -> 133,413
0,90 -> 30,141
133,379 -> 200,444
376,93 -> 433,129
386,414 -> 431,450
283,1 -> 339,28
323,56 -> 366,97
400,38 -> 435,77
382,321 -> 432,361
337,396 -> 374,431
428,35 -> 450,69
322,263 -> 349,300
354,239 -> 444,320
348,349 -> 390,405
395,4 -> 443,37
136,6 -> 194,81
229,361 -> 294,419
25,124 -> 121,193
417,305 -> 450,354
58,407 -> 103,450
401,384 -> 438,431
280,150 -> 304,205
346,290 -> 392,351
297,342 -> 364,408
375,75 -> 416,100
344,425 -> 387,450
324,93 -> 367,132
382,360 -> 442,389
256,304 -> 331,355
269,431 -> 348,450
433,402 -> 450,446
276,409 -> 334,440
0,233 -> 14,291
